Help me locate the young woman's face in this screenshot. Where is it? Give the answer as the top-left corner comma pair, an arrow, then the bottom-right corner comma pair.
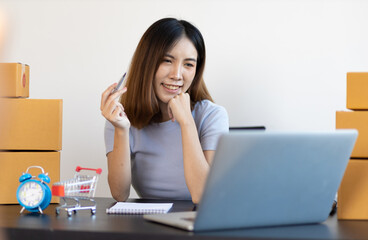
154,36 -> 198,104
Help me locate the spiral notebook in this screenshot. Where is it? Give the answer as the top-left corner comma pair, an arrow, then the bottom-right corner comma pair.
106,202 -> 173,215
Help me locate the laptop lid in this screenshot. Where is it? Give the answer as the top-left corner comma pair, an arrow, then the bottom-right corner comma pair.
193,130 -> 357,231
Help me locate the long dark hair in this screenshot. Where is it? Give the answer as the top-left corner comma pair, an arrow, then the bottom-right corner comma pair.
121,18 -> 213,129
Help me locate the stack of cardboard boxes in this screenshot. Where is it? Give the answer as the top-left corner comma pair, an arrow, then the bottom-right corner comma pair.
0,63 -> 62,204
336,72 -> 368,219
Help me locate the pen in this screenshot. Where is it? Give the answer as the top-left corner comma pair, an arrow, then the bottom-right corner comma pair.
111,72 -> 126,94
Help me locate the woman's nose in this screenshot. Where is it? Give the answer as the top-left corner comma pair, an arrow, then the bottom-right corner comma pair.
171,64 -> 183,80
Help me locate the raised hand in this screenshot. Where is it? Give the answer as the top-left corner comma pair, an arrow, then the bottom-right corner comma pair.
100,83 -> 130,129
168,93 -> 193,125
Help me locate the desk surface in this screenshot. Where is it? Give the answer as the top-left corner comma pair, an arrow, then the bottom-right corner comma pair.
1,198 -> 368,240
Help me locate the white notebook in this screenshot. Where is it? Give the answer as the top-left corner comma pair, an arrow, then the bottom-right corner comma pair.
106,202 -> 173,215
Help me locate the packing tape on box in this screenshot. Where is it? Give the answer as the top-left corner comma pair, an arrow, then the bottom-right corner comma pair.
21,63 -> 26,88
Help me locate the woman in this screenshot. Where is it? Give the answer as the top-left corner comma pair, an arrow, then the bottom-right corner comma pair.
101,18 -> 229,203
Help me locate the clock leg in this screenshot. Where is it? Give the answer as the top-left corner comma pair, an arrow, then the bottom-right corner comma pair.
38,207 -> 43,214
19,207 -> 25,214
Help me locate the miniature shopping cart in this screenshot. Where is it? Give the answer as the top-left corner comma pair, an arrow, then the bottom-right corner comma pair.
52,166 -> 102,216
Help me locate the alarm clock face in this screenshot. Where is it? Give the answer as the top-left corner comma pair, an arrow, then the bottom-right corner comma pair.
18,181 -> 45,207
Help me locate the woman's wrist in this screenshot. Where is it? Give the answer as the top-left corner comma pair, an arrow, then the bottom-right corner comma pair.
115,126 -> 130,136
178,116 -> 195,128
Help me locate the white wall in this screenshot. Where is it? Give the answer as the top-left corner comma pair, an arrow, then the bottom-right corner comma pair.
1,0 -> 367,198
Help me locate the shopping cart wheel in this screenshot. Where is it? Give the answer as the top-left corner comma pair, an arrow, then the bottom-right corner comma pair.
91,209 -> 96,215
55,209 -> 60,215
67,211 -> 73,217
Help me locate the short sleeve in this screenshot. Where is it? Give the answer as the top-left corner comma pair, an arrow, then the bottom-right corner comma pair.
194,101 -> 229,151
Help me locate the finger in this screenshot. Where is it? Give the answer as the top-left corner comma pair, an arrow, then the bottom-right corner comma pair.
101,84 -> 126,111
167,101 -> 176,122
102,100 -> 123,119
112,86 -> 127,98
114,102 -> 129,120
111,105 -> 124,121
180,92 -> 189,102
100,83 -> 118,111
115,102 -> 126,118
102,87 -> 127,112
109,86 -> 127,102
117,102 -> 126,117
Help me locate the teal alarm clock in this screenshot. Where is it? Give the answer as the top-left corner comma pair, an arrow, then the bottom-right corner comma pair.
16,166 -> 52,214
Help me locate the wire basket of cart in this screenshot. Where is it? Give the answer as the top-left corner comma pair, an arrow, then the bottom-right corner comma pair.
52,166 -> 102,216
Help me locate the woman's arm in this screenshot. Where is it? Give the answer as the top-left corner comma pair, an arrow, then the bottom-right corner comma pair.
101,84 -> 131,201
107,128 -> 131,201
168,93 -> 215,204
180,120 -> 212,204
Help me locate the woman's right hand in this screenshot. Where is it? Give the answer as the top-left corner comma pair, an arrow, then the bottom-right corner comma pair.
100,83 -> 130,130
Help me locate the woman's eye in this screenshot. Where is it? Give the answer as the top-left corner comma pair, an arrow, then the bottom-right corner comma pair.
185,63 -> 195,68
163,59 -> 172,63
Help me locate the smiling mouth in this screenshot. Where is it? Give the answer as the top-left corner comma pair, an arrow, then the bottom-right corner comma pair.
162,83 -> 182,90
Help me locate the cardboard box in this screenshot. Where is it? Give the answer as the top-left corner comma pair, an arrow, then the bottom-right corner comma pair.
338,159 -> 368,219
0,98 -> 62,150
336,111 -> 368,158
0,63 -> 29,98
347,72 -> 368,110
0,151 -> 60,204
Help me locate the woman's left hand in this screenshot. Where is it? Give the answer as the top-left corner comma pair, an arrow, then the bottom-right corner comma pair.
168,93 -> 193,125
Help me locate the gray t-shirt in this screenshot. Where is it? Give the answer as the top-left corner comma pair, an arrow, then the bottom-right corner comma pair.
104,100 -> 229,200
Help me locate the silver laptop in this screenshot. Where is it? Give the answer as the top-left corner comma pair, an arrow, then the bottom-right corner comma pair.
144,130 -> 357,231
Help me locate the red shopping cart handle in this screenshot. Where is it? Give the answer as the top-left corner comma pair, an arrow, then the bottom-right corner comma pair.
75,166 -> 102,174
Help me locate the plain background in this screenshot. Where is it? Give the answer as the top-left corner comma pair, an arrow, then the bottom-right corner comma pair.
1,0 -> 367,198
